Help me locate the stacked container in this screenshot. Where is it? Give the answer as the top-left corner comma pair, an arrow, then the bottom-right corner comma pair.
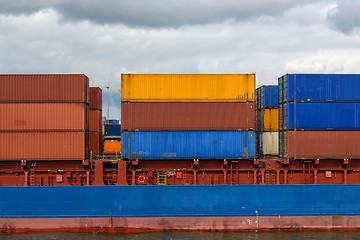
0,74 -> 89,160
121,74 -> 256,160
256,85 -> 279,156
103,119 -> 121,155
89,87 -> 103,155
279,74 -> 360,159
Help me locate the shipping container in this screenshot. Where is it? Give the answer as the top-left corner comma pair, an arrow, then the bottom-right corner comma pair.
121,131 -> 255,160
0,103 -> 86,131
105,124 -> 121,137
259,109 -> 279,131
89,132 -> 101,155
259,85 -> 278,108
282,131 -> 360,159
260,132 -> 279,156
89,109 -> 102,132
121,74 -> 255,102
283,102 -> 360,130
103,141 -> 121,155
0,132 -> 86,160
0,74 -> 89,103
280,74 -> 360,103
121,102 -> 255,131
89,87 -> 102,110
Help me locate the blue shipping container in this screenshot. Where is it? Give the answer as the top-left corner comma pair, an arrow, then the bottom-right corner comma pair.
281,74 -> 360,102
284,102 -> 360,130
259,85 -> 278,108
105,124 -> 121,136
121,131 -> 255,160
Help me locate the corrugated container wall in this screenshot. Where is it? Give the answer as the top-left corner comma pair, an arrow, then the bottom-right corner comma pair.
283,131 -> 360,159
89,110 -> 102,132
259,109 -> 279,131
283,102 -> 360,130
89,132 -> 100,155
0,74 -> 89,103
121,74 -> 255,102
121,131 -> 255,160
0,132 -> 85,160
89,87 -> 102,110
260,132 -> 279,156
0,103 -> 86,131
121,102 -> 255,131
259,85 -> 279,108
280,74 -> 360,103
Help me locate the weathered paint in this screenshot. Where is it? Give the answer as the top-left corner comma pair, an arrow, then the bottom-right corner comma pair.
283,131 -> 360,159
121,102 -> 255,131
0,74 -> 89,103
121,74 -> 255,102
0,103 -> 86,131
0,132 -> 86,160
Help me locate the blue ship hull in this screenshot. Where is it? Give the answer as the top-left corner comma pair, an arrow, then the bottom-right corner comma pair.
1,185 -> 360,232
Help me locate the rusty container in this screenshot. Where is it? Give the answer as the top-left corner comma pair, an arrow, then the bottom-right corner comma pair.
0,103 -> 86,131
284,131 -> 360,159
89,132 -> 100,155
121,102 -> 255,131
0,74 -> 89,103
0,132 -> 86,160
89,87 -> 102,110
89,109 -> 102,132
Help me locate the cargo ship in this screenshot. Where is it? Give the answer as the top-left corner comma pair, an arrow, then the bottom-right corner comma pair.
1,73 -> 360,233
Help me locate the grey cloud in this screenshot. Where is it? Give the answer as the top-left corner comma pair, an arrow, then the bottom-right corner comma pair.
0,0 -> 313,28
327,0 -> 360,34
0,1 -> 58,15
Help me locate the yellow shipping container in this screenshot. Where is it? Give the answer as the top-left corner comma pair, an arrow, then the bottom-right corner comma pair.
121,74 -> 255,102
260,109 -> 279,131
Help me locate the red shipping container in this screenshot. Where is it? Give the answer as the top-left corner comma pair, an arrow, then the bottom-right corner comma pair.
0,103 -> 86,131
0,131 -> 86,160
284,131 -> 360,159
0,74 -> 89,103
89,87 -> 102,110
89,110 -> 102,132
89,132 -> 100,155
121,102 -> 255,131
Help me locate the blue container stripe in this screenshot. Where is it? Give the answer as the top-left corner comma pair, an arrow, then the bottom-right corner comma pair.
283,74 -> 360,102
1,185 -> 360,218
105,124 -> 121,136
285,102 -> 360,130
122,131 -> 255,160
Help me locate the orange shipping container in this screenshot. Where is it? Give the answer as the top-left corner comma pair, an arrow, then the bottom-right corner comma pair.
89,110 -> 102,132
0,103 -> 86,131
259,109 -> 278,131
0,74 -> 89,103
103,141 -> 121,155
0,132 -> 86,160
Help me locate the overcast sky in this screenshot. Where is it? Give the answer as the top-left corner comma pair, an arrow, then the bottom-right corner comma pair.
1,0 -> 359,119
